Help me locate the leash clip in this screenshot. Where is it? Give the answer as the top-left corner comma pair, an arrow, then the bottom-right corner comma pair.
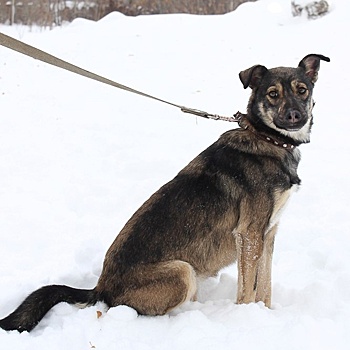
180,107 -> 210,118
181,107 -> 244,124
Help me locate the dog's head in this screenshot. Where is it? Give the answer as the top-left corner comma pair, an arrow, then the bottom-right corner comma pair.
239,54 -> 330,144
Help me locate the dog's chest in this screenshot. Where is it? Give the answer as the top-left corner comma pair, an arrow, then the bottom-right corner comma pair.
267,184 -> 299,232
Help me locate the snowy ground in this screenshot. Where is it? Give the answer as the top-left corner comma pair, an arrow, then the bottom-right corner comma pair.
0,0 -> 348,349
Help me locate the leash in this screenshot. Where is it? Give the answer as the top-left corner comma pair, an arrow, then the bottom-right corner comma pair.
0,32 -> 241,124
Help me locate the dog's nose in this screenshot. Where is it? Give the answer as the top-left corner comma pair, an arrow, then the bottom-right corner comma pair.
287,110 -> 301,123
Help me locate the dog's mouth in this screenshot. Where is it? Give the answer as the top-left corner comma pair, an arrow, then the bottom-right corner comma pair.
275,123 -> 305,132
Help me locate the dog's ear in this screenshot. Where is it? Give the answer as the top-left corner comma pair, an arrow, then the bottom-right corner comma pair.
239,65 -> 268,89
298,54 -> 330,84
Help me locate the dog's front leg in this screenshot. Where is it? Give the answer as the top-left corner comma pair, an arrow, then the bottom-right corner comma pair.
235,230 -> 264,304
255,225 -> 277,308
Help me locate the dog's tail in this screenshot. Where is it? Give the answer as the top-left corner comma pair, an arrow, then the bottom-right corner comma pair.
0,285 -> 99,332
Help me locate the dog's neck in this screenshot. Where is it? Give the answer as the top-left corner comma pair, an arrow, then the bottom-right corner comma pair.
238,114 -> 302,150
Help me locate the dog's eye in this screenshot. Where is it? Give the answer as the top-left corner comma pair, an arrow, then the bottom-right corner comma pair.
298,87 -> 307,95
268,91 -> 279,99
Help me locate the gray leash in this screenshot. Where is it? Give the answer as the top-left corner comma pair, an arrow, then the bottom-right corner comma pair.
0,32 -> 241,123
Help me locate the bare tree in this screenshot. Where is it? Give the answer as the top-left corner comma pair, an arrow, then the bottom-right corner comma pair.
0,0 -> 257,26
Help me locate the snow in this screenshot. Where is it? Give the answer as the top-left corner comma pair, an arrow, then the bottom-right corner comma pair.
0,0 -> 348,348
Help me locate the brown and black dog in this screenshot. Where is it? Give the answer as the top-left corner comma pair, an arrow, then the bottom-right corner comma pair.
0,54 -> 329,332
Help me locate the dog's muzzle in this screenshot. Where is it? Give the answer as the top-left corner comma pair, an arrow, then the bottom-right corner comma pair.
274,108 -> 308,131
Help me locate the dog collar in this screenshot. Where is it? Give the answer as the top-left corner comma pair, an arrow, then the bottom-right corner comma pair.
258,134 -> 296,150
238,114 -> 298,151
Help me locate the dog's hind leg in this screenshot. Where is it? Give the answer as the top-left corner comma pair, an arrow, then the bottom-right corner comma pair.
108,260 -> 197,316
255,225 -> 277,307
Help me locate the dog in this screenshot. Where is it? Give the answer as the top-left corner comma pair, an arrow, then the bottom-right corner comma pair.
0,54 -> 329,332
